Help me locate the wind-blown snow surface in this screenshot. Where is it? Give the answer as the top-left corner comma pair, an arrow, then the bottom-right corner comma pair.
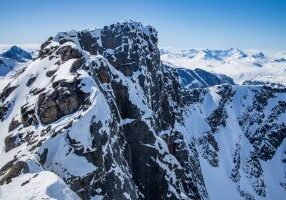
160,48 -> 286,85
0,22 -> 286,200
0,171 -> 79,200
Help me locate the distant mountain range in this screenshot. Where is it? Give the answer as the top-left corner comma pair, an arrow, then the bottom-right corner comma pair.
160,48 -> 286,86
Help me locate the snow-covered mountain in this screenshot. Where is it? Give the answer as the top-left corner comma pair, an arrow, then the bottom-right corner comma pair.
2,46 -> 32,62
0,46 -> 33,76
0,21 -> 285,200
160,48 -> 286,86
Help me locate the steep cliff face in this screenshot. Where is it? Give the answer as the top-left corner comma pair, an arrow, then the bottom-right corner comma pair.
0,21 -> 285,200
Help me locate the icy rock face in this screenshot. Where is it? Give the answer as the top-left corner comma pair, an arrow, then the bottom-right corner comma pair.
176,67 -> 235,89
0,21 -> 286,200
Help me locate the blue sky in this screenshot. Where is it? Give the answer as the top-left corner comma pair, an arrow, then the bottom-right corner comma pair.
1,0 -> 285,50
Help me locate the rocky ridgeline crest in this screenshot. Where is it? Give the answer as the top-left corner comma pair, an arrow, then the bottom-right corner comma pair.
0,21 -> 285,200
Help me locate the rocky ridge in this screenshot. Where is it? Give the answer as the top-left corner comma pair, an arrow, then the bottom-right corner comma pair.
0,21 -> 285,200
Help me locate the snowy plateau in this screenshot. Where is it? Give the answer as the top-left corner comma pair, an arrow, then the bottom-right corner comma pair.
0,21 -> 285,200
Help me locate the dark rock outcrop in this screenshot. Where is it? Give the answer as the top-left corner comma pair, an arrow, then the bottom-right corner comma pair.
0,161 -> 29,185
123,120 -> 169,200
0,84 -> 17,102
21,105 -> 38,127
37,80 -> 89,124
56,45 -> 82,62
26,76 -> 37,87
0,103 -> 10,121
8,118 -> 21,132
4,133 -> 22,152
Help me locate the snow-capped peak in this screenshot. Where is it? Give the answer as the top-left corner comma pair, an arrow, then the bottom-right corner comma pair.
2,46 -> 32,62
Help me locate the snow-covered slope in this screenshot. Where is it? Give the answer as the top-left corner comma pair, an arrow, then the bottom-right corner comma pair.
0,21 -> 285,200
160,48 -> 286,85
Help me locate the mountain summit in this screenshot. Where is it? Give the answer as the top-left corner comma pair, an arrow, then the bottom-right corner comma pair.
0,21 -> 285,200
